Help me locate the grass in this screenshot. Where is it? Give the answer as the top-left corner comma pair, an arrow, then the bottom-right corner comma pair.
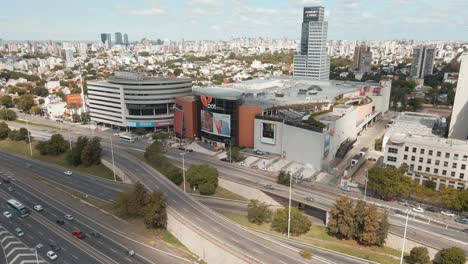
221,212 -> 401,264
13,119 -> 60,130
0,139 -> 120,181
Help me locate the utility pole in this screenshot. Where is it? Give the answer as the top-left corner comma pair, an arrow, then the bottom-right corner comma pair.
110,134 -> 116,182
67,128 -> 72,151
180,152 -> 186,192
26,119 -> 33,157
287,171 -> 292,238
400,209 -> 410,264
364,169 -> 368,201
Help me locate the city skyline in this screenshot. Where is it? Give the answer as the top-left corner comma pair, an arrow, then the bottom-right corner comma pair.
2,0 -> 468,41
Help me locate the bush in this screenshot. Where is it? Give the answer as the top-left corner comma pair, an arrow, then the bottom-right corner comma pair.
406,247 -> 431,264
35,134 -> 68,156
247,200 -> 272,225
135,128 -> 147,136
0,122 -> 10,139
144,141 -> 184,185
440,247 -> 466,264
277,170 -> 290,186
299,249 -> 313,259
186,164 -> 218,196
271,207 -> 311,236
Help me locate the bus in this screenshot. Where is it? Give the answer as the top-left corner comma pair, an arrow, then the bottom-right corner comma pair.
119,134 -> 135,142
6,199 -> 30,217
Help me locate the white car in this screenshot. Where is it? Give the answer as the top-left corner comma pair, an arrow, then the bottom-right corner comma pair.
64,214 -> 74,221
64,170 -> 73,175
3,211 -> 12,218
260,168 -> 267,172
340,186 -> 351,192
412,207 -> 424,213
441,211 -> 455,217
34,205 -> 43,212
46,251 -> 58,260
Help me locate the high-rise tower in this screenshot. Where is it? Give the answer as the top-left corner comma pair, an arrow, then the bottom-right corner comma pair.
352,43 -> 372,74
410,46 -> 435,79
115,32 -> 123,45
293,7 -> 330,80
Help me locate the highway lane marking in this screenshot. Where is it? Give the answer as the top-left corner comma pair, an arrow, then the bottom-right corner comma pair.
97,241 -> 104,245
110,248 -> 118,253
252,249 -> 263,255
72,254 -> 79,260
50,212 -> 58,218
212,227 -> 220,233
182,208 -> 189,213
230,237 -> 240,243
125,257 -> 134,262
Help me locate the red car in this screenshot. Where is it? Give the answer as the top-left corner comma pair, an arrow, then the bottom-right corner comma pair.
383,197 -> 396,202
72,230 -> 86,239
372,194 -> 382,200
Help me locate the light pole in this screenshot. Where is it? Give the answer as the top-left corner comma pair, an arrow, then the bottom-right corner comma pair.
110,134 -> 116,182
287,171 -> 292,238
180,152 -> 186,193
67,128 -> 72,151
26,119 -> 33,157
364,169 -> 368,201
400,209 -> 410,264
31,248 -> 38,264
225,139 -> 232,163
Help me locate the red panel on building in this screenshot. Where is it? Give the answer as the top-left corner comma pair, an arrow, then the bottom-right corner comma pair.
238,105 -> 263,148
173,109 -> 183,135
175,96 -> 198,139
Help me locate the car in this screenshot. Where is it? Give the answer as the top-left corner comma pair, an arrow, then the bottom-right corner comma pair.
3,178 -> 10,183
412,207 -> 424,213
383,197 -> 396,202
237,162 -> 246,166
220,158 -> 231,163
15,227 -> 24,237
367,157 -> 377,161
252,165 -> 259,169
426,207 -> 440,213
63,170 -> 72,175
304,197 -> 314,202
463,229 -> 468,234
49,243 -> 61,251
64,214 -> 74,221
34,205 -> 43,212
90,231 -> 100,238
56,220 -> 65,225
441,211 -> 455,217
255,150 -> 264,155
264,184 -> 274,189
372,194 -> 382,199
260,167 -> 267,172
3,211 -> 12,218
340,186 -> 351,192
455,217 -> 468,224
26,163 -> 32,167
186,149 -> 194,153
46,251 -> 58,260
71,230 -> 86,239
7,187 -> 13,192
397,199 -> 409,206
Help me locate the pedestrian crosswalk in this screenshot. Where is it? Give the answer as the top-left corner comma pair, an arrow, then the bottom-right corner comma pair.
0,226 -> 48,264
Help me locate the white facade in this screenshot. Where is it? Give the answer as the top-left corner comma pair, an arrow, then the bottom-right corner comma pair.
449,53 -> 468,140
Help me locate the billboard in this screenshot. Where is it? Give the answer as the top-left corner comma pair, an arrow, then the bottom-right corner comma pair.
260,122 -> 276,144
201,109 -> 231,137
67,94 -> 82,104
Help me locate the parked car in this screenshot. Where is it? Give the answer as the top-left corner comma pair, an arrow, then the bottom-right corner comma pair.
441,211 -> 455,217
64,214 -> 74,221
7,187 -> 13,192
26,163 -> 32,167
426,207 -> 440,213
304,197 -> 314,202
260,168 -> 267,172
463,229 -> 468,234
15,227 -> 24,237
220,158 -> 231,163
90,231 -> 100,238
455,217 -> 468,224
383,197 -> 396,202
49,243 -> 61,251
372,194 -> 382,199
397,199 -> 409,206
264,184 -> 274,189
340,186 -> 351,192
412,207 -> 424,213
255,150 -> 264,155
3,211 -> 12,218
63,170 -> 73,176
71,230 -> 86,239
34,205 -> 43,212
46,251 -> 58,261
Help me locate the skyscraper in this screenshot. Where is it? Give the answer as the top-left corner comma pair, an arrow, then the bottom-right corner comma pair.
124,33 -> 129,45
63,48 -> 74,66
100,33 -> 108,44
293,7 -> 330,80
410,46 -> 435,79
100,33 -> 112,48
449,53 -> 468,140
115,32 -> 123,45
352,43 -> 372,74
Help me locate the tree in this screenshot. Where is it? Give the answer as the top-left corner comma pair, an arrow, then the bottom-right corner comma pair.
18,128 -> 29,142
143,191 -> 167,229
406,247 -> 431,264
66,136 -> 88,166
80,137 -> 102,166
145,141 -> 166,165
227,146 -> 246,162
358,204 -> 381,246
439,247 -> 466,264
354,200 -> 367,240
165,166 -> 183,185
423,180 -> 437,190
0,109 -> 17,120
186,164 -> 218,195
460,189 -> 468,211
17,94 -> 35,111
33,87 -> 48,97
39,134 -> 68,155
0,95 -> 12,106
271,207 -> 311,236
440,187 -> 462,211
29,106 -> 41,115
367,166 -> 412,198
127,182 -> 148,217
247,199 -> 272,225
38,98 -> 45,105
173,68 -> 183,76
72,114 -> 81,123
81,112 -> 90,123
277,170 -> 290,186
135,128 -> 147,136
377,212 -> 389,246
0,122 -> 10,140
328,197 -> 355,239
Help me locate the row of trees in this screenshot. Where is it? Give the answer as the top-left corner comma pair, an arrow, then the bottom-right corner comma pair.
247,199 -> 312,236
327,197 -> 389,247
144,141 -> 184,186
113,183 -> 167,229
66,136 -> 102,167
0,122 -> 28,141
407,246 -> 466,264
36,134 -> 68,156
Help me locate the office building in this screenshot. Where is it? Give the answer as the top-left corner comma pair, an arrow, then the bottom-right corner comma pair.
449,53 -> 468,140
78,43 -> 87,55
63,48 -> 74,66
124,33 -> 129,45
87,72 -> 192,129
100,33 -> 111,48
293,7 -> 330,80
410,46 -> 435,79
352,43 -> 372,74
115,32 -> 123,45
383,112 -> 468,190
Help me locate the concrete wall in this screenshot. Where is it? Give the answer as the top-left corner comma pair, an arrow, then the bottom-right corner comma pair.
101,158 -> 133,184
327,108 -> 357,159
385,233 -> 440,261
218,178 -> 283,208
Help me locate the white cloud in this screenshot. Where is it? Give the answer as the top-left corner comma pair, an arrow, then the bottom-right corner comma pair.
288,0 -> 322,6
126,7 -> 165,16
187,0 -> 221,7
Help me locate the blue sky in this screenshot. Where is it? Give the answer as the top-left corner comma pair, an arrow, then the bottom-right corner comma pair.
2,0 -> 468,41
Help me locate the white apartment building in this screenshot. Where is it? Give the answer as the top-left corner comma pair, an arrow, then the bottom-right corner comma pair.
383,112 -> 468,190
449,53 -> 468,140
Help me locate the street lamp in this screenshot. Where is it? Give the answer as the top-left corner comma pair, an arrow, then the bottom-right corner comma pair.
179,152 -> 186,193
400,209 -> 410,264
110,134 -> 117,182
364,169 -> 368,201
287,171 -> 292,238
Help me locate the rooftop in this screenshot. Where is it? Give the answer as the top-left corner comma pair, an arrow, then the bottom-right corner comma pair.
386,112 -> 443,138
192,87 -> 243,100
388,133 -> 468,153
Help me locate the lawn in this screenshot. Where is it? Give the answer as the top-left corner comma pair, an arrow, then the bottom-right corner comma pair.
13,119 -> 60,130
0,139 -> 119,181
221,212 -> 400,264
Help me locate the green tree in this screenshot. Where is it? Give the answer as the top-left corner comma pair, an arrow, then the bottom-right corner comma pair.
81,112 -> 90,122
227,146 -> 246,162
247,199 -> 272,225
328,197 -> 355,239
277,170 -> 290,186
135,128 -> 147,136
35,134 -> 67,155
29,106 -> 41,115
358,204 -> 381,246
38,98 -> 45,105
460,189 -> 468,211
8,130 -> 20,141
66,136 -> 88,166
367,166 -> 412,198
33,87 -> 48,97
173,68 -> 183,76
166,166 -> 183,186
18,128 -> 29,142
439,247 -> 466,264
0,122 -> 9,140
406,247 -> 431,264
0,95 -> 12,106
186,164 -> 218,195
377,212 -> 389,246
72,114 -> 81,123
145,141 -> 166,165
354,200 -> 367,240
113,191 -> 133,217
128,182 -> 148,217
80,137 -> 102,166
17,94 -> 35,111
143,191 -> 167,229
0,109 -> 17,120
271,207 -> 311,236
440,187 -> 462,211
423,180 -> 437,190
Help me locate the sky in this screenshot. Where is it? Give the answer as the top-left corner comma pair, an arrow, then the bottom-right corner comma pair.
1,0 -> 468,41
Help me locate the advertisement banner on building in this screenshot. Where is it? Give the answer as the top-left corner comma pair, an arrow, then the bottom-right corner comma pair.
323,133 -> 331,158
201,109 -> 231,137
260,122 -> 276,144
127,121 -> 156,128
67,94 -> 82,104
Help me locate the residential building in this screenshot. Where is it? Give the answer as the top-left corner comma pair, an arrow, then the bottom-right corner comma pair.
383,112 -> 468,190
293,7 -> 330,80
87,72 -> 192,129
124,33 -> 129,45
410,46 -> 435,79
449,53 -> 468,140
115,32 -> 123,45
63,48 -> 74,66
352,43 -> 372,74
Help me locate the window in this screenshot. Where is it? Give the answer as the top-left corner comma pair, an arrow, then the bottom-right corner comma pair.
413,147 -> 417,153
434,168 -> 439,174
420,149 -> 425,154
387,156 -> 397,162
389,148 -> 398,154
454,154 -> 459,160
403,155 -> 408,160
425,167 -> 430,173
452,163 -> 457,169
451,171 -> 456,177
435,160 -> 440,166
444,161 -> 448,167
460,173 -> 465,179
428,150 -> 433,156
437,151 -> 441,157
462,164 -> 466,170
419,157 -> 424,163
418,166 -> 422,171
463,155 -> 467,161
442,170 -> 447,176
405,146 -> 409,152
427,159 -> 432,164
411,156 -> 416,161
445,152 -> 450,158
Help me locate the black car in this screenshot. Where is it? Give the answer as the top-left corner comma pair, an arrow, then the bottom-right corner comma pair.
2,178 -> 10,184
426,207 -> 440,213
56,220 -> 65,225
49,243 -> 61,251
220,158 -> 231,163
